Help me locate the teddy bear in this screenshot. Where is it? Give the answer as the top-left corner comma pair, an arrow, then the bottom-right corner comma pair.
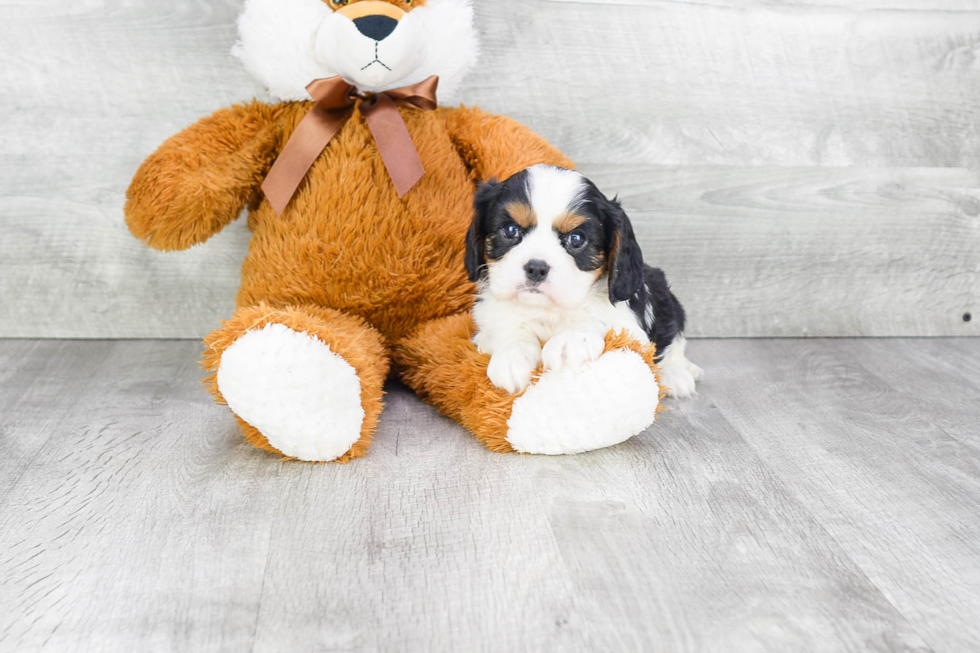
125,0 -> 662,462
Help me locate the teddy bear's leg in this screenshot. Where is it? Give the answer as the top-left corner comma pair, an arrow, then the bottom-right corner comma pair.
393,314 -> 662,455
202,304 -> 389,463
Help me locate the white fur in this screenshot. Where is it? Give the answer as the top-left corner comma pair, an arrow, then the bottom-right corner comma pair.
657,336 -> 703,399
474,285 -> 648,395
485,225 -> 599,311
541,330 -> 606,372
315,8 -> 425,92
474,285 -> 647,349
474,166 -> 650,394
527,165 -> 586,229
506,350 -> 660,455
233,0 -> 479,103
216,324 -> 365,462
484,166 -> 594,310
485,336 -> 541,395
233,0 -> 336,102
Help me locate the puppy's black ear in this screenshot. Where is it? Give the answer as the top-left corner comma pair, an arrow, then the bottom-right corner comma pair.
466,180 -> 501,282
600,195 -> 645,303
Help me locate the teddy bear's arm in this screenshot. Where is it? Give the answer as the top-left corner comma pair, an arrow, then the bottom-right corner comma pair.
125,101 -> 291,251
441,106 -> 575,181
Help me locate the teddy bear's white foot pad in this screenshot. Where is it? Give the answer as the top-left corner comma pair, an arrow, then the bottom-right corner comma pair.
506,350 -> 660,455
217,323 -> 365,462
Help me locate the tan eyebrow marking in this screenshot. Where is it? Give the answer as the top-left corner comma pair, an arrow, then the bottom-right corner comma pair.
504,202 -> 537,228
554,212 -> 588,233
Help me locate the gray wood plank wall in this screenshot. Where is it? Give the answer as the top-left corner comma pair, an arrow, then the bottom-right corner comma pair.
1,0 -> 978,338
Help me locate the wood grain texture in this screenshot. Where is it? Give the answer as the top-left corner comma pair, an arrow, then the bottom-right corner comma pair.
0,341 -> 112,502
5,338 -> 980,651
0,341 -> 283,652
524,405 -> 930,652
472,0 -> 980,168
596,165 -> 980,337
702,337 -> 980,651
562,0 -> 980,9
1,0 -> 979,338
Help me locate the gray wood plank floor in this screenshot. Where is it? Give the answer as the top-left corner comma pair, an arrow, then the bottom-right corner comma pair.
1,338 -> 979,652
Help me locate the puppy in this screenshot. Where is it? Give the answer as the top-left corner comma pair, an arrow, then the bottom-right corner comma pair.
466,164 -> 701,397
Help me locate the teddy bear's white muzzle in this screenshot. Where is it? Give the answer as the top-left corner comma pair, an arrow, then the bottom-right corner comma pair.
315,11 -> 425,92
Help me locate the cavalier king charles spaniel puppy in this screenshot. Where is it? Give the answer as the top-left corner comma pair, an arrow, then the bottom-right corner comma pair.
466,165 -> 701,397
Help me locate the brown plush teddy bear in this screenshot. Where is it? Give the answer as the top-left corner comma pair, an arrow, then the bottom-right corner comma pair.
125,0 -> 661,462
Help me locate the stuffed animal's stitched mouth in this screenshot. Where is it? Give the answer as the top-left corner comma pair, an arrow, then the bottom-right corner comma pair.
361,59 -> 392,71
360,43 -> 392,71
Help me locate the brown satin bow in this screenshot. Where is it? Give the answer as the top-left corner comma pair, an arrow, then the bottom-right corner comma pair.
261,75 -> 439,215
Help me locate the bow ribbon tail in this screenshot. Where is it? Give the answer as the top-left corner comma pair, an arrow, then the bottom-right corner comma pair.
261,76 -> 438,214
262,105 -> 348,216
361,93 -> 426,198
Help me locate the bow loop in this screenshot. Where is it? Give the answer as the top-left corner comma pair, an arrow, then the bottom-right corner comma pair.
261,75 -> 439,216
382,75 -> 440,111
307,76 -> 359,110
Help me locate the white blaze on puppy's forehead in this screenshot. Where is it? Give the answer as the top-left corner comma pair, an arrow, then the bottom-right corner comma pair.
526,165 -> 586,228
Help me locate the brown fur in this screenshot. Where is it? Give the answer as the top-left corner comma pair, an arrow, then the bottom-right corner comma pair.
335,1 -> 413,19
592,261 -> 608,282
610,231 -> 622,268
505,202 -> 536,229
393,314 -> 663,454
329,0 -> 421,13
127,99 -> 573,460
554,212 -> 587,233
126,102 -> 293,252
128,101 -> 573,342
201,303 -> 389,463
483,237 -> 499,263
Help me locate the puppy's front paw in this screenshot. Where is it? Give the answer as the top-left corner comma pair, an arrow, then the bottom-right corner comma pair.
487,345 -> 541,395
688,361 -> 704,381
541,331 -> 606,372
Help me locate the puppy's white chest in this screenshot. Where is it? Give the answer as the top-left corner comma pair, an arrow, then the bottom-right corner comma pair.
473,294 -> 648,355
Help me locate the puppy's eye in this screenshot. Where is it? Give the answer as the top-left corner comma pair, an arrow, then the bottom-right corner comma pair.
502,223 -> 521,240
329,0 -> 349,7
566,231 -> 586,249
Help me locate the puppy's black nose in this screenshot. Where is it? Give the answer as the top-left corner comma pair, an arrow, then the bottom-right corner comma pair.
524,259 -> 550,283
353,15 -> 398,41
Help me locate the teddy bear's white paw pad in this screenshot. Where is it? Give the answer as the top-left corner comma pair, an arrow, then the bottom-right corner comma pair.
541,331 -> 605,373
217,323 -> 365,461
506,350 -> 660,455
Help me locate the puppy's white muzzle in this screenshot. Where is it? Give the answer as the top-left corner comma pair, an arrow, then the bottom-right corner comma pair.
489,240 -> 598,310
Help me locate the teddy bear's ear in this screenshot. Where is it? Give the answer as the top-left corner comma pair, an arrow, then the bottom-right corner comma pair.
465,180 -> 502,282
408,0 -> 480,103
233,0 -> 337,102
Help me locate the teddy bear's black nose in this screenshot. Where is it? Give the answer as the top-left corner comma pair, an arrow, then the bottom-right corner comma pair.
353,15 -> 398,41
